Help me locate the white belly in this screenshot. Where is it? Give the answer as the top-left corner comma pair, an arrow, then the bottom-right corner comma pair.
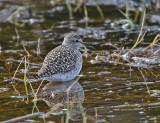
44,54 -> 82,82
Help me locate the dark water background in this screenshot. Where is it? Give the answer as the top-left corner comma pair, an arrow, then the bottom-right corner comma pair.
0,0 -> 160,122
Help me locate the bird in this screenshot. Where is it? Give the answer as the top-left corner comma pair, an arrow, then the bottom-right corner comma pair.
33,33 -> 84,82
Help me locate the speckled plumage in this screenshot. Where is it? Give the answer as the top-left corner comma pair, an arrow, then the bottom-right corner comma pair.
34,33 -> 83,82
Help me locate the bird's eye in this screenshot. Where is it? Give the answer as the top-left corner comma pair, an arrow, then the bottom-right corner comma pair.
76,40 -> 79,42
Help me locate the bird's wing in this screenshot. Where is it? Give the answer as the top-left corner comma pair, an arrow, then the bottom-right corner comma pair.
35,45 -> 78,78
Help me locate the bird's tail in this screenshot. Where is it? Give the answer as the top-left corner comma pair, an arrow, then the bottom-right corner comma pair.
32,74 -> 40,79
27,74 -> 44,82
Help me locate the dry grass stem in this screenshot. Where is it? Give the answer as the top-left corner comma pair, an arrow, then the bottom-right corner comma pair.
36,80 -> 44,95
23,44 -> 31,56
37,38 -> 41,55
12,56 -> 25,81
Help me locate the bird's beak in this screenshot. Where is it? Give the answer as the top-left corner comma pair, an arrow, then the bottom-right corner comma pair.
82,41 -> 96,46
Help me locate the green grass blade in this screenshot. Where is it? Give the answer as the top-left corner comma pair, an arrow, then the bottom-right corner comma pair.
24,56 -> 28,96
96,5 -> 104,19
66,0 -> 73,18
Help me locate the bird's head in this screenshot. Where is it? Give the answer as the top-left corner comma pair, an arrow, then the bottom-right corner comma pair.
62,33 -> 83,49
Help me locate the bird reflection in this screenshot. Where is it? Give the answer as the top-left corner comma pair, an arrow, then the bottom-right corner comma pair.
38,79 -> 84,121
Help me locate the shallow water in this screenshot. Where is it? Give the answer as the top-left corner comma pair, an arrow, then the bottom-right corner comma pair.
0,0 -> 160,123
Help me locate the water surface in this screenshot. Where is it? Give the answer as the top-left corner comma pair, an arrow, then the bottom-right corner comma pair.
0,0 -> 160,123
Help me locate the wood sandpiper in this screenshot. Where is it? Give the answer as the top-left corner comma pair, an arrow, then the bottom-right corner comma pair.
34,33 -> 84,82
